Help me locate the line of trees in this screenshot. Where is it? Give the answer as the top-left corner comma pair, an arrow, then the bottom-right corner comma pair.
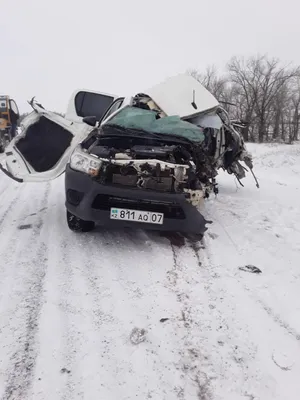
189,55 -> 300,143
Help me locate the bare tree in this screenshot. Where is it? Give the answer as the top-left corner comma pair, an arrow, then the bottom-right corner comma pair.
256,57 -> 299,142
189,65 -> 228,103
290,77 -> 300,142
189,55 -> 300,143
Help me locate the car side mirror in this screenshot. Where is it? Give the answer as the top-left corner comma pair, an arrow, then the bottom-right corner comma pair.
82,116 -> 97,127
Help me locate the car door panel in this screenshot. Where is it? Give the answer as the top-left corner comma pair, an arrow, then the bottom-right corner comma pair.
1,104 -> 93,182
65,90 -> 117,123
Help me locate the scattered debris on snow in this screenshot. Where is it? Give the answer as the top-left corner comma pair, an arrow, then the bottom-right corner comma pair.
130,327 -> 147,345
159,318 -> 169,323
18,224 -> 33,230
60,368 -> 71,374
239,265 -> 262,274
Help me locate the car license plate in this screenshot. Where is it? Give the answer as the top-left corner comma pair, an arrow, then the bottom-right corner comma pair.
110,207 -> 164,225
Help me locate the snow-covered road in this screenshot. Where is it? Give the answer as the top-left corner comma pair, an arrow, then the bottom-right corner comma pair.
0,143 -> 299,400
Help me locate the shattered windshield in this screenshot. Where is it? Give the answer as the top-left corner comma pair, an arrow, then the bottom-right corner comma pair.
105,106 -> 205,142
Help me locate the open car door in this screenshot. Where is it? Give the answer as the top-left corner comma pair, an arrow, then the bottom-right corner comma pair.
0,102 -> 93,183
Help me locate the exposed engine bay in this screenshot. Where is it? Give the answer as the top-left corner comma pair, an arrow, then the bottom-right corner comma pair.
83,135 -> 205,205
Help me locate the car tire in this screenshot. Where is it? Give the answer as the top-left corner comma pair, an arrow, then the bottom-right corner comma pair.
0,137 -> 5,153
66,210 -> 95,232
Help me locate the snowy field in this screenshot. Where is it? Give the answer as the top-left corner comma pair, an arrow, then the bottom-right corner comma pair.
0,142 -> 299,400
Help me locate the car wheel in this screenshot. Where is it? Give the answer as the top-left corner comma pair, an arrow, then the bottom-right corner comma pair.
66,210 -> 95,232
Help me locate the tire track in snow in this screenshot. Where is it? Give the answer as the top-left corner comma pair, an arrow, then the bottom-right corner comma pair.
1,183 -> 51,400
27,179 -> 125,400
172,234 -> 270,399
58,235 -> 96,400
255,299 -> 300,342
0,183 -> 24,230
161,234 -> 215,400
27,178 -> 82,400
2,242 -> 48,400
0,181 -> 48,327
55,238 -> 79,400
190,238 -> 258,398
57,232 -> 120,400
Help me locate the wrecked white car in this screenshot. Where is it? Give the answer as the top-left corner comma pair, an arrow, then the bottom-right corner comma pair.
0,74 -> 257,236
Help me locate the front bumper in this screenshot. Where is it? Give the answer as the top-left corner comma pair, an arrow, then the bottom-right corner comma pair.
65,164 -> 208,234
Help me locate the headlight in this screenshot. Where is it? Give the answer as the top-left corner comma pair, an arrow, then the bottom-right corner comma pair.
70,149 -> 102,177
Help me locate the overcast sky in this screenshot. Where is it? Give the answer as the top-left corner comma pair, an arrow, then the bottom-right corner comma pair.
2,0 -> 298,113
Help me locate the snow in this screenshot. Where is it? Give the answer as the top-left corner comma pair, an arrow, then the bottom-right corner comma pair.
0,142 -> 299,399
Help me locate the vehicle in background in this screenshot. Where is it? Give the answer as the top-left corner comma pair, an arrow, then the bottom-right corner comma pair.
0,95 -> 20,152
